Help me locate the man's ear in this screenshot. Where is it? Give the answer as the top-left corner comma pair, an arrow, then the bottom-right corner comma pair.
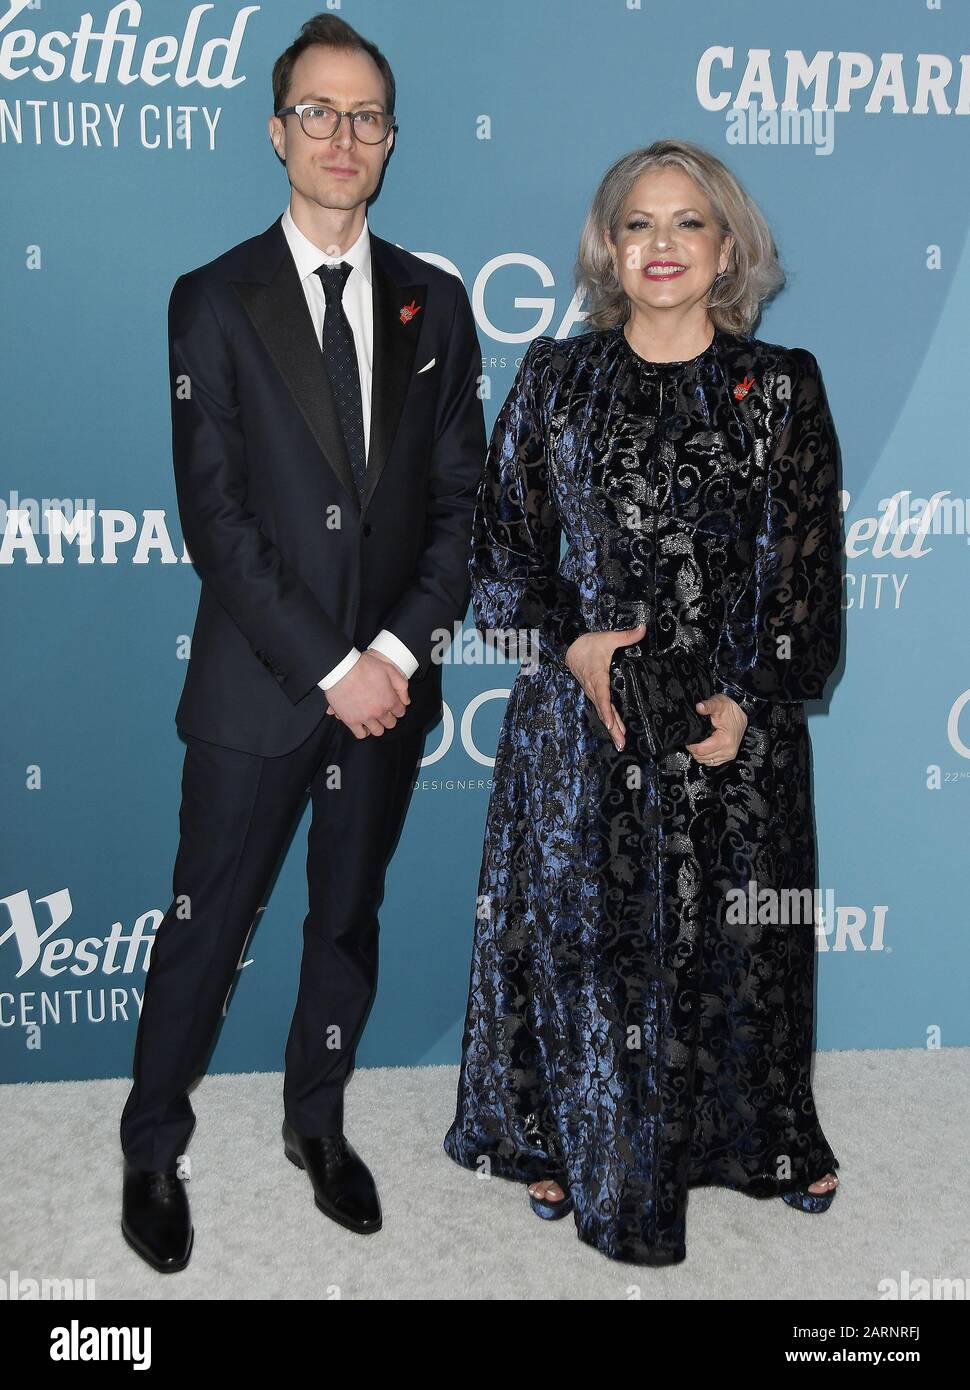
268,114 -> 286,166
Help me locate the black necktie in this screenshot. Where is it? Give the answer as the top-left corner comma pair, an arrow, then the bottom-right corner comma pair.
315,261 -> 367,500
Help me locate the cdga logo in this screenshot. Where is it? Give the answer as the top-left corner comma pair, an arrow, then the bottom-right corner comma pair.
946,689 -> 970,759
422,691 -> 511,768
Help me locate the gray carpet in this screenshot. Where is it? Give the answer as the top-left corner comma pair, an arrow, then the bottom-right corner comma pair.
2,1050 -> 966,1299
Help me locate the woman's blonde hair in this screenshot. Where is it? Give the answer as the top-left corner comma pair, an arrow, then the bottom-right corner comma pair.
576,139 -> 785,335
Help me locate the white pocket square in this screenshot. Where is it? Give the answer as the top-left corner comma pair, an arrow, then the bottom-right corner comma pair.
416,357 -> 436,374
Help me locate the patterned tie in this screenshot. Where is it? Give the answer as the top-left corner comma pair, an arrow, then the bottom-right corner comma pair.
315,261 -> 367,500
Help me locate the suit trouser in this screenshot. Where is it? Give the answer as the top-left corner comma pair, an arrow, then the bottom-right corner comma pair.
119,711 -> 425,1172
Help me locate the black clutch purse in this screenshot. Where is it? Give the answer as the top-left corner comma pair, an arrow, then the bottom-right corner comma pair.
592,643 -> 715,756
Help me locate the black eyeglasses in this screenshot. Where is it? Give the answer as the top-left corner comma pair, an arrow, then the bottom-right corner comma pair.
275,105 -> 397,143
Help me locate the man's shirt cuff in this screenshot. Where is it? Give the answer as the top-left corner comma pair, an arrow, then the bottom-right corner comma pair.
367,629 -> 419,677
318,647 -> 362,692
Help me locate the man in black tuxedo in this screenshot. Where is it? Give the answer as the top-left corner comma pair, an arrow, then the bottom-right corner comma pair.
119,14 -> 486,1272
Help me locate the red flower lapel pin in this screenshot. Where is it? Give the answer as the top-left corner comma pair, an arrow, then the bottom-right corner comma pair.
400,299 -> 422,325
733,374 -> 755,401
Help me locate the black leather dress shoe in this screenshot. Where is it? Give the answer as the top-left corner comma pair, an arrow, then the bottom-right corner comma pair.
121,1160 -> 193,1272
281,1120 -> 382,1234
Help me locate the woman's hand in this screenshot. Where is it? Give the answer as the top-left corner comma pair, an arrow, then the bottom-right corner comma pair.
685,693 -> 748,766
565,623 -> 647,752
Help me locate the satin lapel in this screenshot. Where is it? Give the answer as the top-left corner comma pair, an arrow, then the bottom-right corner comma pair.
231,246 -> 360,513
363,242 -> 427,513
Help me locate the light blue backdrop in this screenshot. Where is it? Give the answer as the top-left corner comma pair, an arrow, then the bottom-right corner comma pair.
2,0 -> 968,1085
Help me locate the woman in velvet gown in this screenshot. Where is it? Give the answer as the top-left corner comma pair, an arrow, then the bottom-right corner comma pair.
443,141 -> 844,1265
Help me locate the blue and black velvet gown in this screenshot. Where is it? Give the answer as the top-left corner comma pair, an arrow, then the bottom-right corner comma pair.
443,322 -> 844,1265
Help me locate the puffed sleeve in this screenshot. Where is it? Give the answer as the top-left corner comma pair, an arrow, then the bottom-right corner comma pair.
712,348 -> 843,718
469,337 -> 586,669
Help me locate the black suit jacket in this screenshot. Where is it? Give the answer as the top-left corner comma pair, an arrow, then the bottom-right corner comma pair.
168,216 -> 486,756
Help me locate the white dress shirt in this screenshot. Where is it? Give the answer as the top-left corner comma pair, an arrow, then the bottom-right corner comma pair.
280,204 -> 419,692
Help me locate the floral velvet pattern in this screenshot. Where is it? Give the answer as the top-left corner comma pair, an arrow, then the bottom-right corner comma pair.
443,323 -> 844,1264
